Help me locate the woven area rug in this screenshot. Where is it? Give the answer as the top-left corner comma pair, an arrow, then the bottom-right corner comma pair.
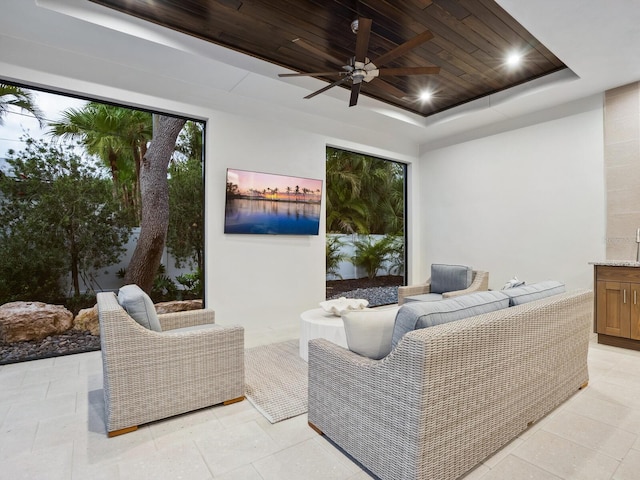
245,339 -> 308,423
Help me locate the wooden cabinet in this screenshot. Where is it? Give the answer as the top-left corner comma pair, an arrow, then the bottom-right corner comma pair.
594,265 -> 640,350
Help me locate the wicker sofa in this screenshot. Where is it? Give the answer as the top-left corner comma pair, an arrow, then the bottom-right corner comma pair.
97,291 -> 245,437
308,289 -> 592,480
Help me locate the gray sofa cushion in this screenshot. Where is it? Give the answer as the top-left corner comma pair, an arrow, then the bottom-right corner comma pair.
342,307 -> 399,360
117,284 -> 162,332
431,264 -> 473,294
392,291 -> 509,348
501,280 -> 566,306
404,293 -> 443,303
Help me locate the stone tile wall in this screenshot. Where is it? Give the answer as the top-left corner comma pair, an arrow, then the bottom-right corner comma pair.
604,82 -> 640,261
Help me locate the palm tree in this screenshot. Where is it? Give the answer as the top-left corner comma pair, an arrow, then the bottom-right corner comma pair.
0,83 -> 44,127
326,147 -> 404,235
47,103 -> 152,222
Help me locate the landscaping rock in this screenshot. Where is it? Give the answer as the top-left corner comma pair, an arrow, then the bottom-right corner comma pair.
154,299 -> 203,314
73,305 -> 99,335
0,301 -> 74,343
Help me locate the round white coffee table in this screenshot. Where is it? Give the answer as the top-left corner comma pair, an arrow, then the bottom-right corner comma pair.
299,308 -> 348,361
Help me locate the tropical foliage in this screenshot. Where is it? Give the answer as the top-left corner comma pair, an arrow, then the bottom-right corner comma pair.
0,137 -> 130,303
326,147 -> 404,235
326,147 -> 406,284
0,83 -> 205,305
167,122 -> 205,273
326,235 -> 346,279
47,102 -> 152,224
351,234 -> 402,279
0,83 -> 44,127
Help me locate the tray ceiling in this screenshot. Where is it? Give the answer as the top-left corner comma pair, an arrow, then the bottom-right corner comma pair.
88,0 -> 567,117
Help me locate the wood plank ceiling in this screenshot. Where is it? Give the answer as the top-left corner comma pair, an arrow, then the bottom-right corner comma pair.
89,0 -> 566,117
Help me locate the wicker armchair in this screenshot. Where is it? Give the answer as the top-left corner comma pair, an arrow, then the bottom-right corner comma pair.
97,292 -> 245,437
398,268 -> 489,305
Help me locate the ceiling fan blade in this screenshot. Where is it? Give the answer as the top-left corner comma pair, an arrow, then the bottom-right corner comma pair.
279,71 -> 344,77
292,38 -> 345,66
349,82 -> 362,107
378,66 -> 441,76
372,30 -> 434,67
304,76 -> 350,100
354,18 -> 372,63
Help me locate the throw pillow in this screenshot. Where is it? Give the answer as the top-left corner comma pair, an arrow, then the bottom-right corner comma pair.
392,291 -> 509,348
501,280 -> 566,306
117,284 -> 162,332
430,264 -> 473,294
342,307 -> 399,360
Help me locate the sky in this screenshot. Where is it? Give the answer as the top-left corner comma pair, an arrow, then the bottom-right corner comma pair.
227,168 -> 323,198
0,87 -> 88,169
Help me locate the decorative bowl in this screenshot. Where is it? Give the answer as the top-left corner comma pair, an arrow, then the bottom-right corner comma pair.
319,297 -> 369,316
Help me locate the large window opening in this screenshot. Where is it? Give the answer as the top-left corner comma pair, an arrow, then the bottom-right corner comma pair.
0,81 -> 205,364
325,147 -> 406,306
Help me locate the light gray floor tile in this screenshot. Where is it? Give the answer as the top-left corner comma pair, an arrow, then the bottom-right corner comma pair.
149,409 -> 224,451
0,443 -> 73,480
0,382 -> 48,406
212,398 -> 263,427
118,440 -> 213,480
542,410 -> 637,459
513,429 -> 620,480
0,419 -> 38,461
33,412 -> 88,451
4,393 -> 77,426
196,420 -> 279,476
459,463 -> 490,479
613,447 -> 640,479
3,343 -> 640,480
215,464 -> 264,480
565,393 -> 640,434
252,437 -> 357,480
477,455 -> 561,480
256,413 -> 316,449
482,436 -> 524,468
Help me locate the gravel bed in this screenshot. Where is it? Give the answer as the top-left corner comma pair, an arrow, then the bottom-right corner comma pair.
329,285 -> 399,307
0,330 -> 100,365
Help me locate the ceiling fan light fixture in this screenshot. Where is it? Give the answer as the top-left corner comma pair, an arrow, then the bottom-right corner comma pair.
351,19 -> 359,34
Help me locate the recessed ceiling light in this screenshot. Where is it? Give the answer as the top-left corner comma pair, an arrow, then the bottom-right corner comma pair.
419,90 -> 433,102
506,51 -> 522,68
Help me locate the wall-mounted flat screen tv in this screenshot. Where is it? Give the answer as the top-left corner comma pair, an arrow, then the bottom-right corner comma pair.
224,168 -> 323,235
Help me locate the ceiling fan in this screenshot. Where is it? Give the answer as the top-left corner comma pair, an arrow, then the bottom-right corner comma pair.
278,17 -> 440,107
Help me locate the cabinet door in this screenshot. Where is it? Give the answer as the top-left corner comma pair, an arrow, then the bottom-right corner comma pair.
631,284 -> 640,340
596,281 -> 631,337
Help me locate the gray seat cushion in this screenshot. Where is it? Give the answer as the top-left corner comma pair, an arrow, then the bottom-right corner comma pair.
117,284 -> 162,332
403,293 -> 444,303
502,280 -> 566,306
392,291 -> 509,348
342,307 -> 399,360
431,264 -> 473,294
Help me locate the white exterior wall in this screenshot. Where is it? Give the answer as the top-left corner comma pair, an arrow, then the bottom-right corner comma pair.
417,96 -> 606,290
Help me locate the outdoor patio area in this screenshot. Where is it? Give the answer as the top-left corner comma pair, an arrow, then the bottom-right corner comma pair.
2,326 -> 640,480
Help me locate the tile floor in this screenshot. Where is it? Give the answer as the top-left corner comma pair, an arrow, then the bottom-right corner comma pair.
1,329 -> 640,479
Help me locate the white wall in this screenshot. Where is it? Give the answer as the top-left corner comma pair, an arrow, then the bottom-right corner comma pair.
417,97 -> 606,290
205,113 -> 327,329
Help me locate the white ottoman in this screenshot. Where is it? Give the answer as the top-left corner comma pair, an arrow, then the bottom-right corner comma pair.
299,308 -> 348,361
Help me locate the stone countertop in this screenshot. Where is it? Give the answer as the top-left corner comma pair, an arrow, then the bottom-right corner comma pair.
589,260 -> 640,267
